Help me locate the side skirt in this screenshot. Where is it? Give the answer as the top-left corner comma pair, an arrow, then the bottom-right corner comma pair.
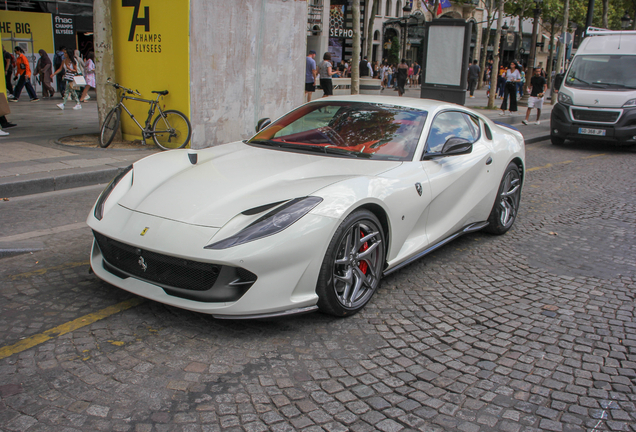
383,221 -> 489,277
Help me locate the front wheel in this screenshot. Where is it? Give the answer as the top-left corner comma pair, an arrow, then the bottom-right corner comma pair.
550,135 -> 565,146
151,110 -> 192,150
316,209 -> 385,317
100,107 -> 120,148
484,162 -> 522,235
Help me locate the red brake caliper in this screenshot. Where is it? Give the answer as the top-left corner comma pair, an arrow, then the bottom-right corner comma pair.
359,229 -> 369,274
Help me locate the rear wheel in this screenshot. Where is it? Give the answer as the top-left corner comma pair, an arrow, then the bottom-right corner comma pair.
151,110 -> 192,150
100,107 -> 120,148
484,162 -> 522,235
317,210 -> 385,317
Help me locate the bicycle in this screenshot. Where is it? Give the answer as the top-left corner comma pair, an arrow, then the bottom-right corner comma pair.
100,79 -> 192,150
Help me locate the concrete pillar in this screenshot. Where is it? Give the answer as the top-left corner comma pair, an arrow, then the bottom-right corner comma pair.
189,0 -> 307,148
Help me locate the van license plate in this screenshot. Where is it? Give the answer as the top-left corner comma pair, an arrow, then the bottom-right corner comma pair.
578,128 -> 606,136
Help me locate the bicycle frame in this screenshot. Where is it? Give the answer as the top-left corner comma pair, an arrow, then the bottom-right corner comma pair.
115,92 -> 166,141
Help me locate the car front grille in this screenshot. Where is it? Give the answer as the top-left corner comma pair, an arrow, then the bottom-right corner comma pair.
571,109 -> 620,123
93,231 -> 221,291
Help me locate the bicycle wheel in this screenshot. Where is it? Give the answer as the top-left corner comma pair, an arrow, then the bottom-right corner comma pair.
151,110 -> 192,150
100,107 -> 121,148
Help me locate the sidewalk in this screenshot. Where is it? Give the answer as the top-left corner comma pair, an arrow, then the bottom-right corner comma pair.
0,89 -> 552,198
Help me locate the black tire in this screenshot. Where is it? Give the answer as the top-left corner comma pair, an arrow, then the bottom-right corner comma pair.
100,107 -> 120,148
551,135 -> 565,146
151,110 -> 192,150
484,162 -> 522,235
316,209 -> 385,317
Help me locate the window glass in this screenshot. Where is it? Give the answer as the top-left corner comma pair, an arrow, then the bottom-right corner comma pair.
249,102 -> 428,161
425,111 -> 476,154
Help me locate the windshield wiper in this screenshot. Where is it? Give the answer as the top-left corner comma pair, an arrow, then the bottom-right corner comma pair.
569,76 -> 606,88
592,82 -> 636,89
323,146 -> 372,159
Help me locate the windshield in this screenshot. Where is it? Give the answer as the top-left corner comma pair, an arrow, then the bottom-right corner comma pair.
565,55 -> 636,90
248,101 -> 428,161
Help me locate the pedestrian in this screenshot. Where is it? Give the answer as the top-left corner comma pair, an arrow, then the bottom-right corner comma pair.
74,49 -> 85,75
517,64 -> 525,98
359,56 -> 372,77
319,52 -> 335,97
337,59 -> 347,78
3,46 -> 14,97
53,46 -> 66,97
396,59 -> 408,96
522,67 -> 547,125
387,64 -> 393,88
413,62 -> 420,85
51,47 -> 81,110
467,60 -> 480,98
500,62 -> 521,115
305,50 -> 317,102
80,52 -> 95,102
496,66 -> 506,98
408,63 -> 414,87
11,47 -> 39,102
35,49 -> 55,98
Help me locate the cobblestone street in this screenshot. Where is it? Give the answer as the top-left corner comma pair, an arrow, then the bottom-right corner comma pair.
1,139 -> 635,432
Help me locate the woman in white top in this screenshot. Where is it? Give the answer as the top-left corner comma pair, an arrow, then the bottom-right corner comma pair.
500,62 -> 521,115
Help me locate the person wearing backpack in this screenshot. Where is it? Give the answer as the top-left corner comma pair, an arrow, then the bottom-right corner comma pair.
11,47 -> 39,102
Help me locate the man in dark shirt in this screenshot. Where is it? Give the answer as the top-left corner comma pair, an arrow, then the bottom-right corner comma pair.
523,67 -> 548,125
467,60 -> 480,98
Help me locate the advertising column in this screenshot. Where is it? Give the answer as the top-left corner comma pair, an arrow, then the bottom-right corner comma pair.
112,0 -> 190,141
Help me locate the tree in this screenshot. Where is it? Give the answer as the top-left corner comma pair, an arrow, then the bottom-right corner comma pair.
488,0 -> 508,109
366,0 -> 380,60
540,0 -> 564,88
555,0 -> 570,74
505,0 -> 535,65
93,0 -> 120,140
352,0 -> 361,95
478,0 -> 499,90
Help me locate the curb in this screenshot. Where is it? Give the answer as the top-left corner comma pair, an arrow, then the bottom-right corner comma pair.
54,134 -> 159,152
0,167 -> 122,198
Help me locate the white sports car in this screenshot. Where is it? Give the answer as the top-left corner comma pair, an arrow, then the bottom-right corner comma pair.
88,95 -> 525,319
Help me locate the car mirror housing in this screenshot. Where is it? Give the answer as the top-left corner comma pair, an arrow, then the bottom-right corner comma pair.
256,118 -> 271,133
441,137 -> 473,156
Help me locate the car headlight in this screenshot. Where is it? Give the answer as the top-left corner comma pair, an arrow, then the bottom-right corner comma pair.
94,165 -> 133,220
558,92 -> 573,105
204,196 -> 323,250
623,99 -> 636,107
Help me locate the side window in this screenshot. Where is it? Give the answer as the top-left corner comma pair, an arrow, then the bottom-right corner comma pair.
465,114 -> 481,141
424,111 -> 477,154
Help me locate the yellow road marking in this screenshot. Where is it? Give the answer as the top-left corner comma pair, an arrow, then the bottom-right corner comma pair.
0,298 -> 145,360
8,261 -> 90,281
582,154 -> 606,159
527,160 -> 572,172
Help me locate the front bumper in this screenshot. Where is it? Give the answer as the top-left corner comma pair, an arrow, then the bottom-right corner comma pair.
88,205 -> 337,318
550,103 -> 636,145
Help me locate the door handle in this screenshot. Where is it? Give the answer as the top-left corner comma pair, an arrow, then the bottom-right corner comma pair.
486,157 -> 493,165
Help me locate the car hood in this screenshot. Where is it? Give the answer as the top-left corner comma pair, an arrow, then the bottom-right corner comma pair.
118,142 -> 401,228
562,86 -> 636,108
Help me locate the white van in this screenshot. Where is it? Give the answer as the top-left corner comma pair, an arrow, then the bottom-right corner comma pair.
550,28 -> 636,146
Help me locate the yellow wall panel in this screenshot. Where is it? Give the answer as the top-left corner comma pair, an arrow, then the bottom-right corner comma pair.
111,0 -> 190,142
0,11 -> 54,54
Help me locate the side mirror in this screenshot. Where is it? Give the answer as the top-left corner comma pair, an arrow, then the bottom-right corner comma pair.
441,137 -> 473,156
256,118 -> 271,133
